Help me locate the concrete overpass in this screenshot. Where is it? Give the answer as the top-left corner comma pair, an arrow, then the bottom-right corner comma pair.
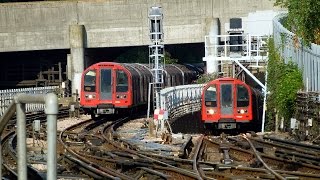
0,0 -> 282,92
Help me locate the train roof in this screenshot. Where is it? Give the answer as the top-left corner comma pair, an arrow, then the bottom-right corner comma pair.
208,77 -> 246,83
84,62 -> 197,75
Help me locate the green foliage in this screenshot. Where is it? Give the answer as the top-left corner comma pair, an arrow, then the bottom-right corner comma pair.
116,47 -> 178,64
275,0 -> 320,45
164,51 -> 178,64
195,73 -> 218,84
266,38 -> 304,130
116,47 -> 149,63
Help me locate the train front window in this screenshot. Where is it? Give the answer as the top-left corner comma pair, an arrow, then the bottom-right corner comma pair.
100,69 -> 112,100
237,85 -> 249,107
205,85 -> 217,107
84,70 -> 96,92
116,70 -> 128,92
220,83 -> 234,115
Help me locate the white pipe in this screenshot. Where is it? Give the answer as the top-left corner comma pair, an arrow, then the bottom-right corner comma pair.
233,59 -> 266,91
16,102 -> 27,180
45,93 -> 58,180
261,69 -> 268,133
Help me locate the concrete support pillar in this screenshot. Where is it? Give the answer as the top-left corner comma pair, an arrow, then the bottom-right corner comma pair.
67,54 -> 72,81
69,25 -> 85,95
204,18 -> 219,74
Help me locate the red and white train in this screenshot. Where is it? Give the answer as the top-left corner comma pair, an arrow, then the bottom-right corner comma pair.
80,62 -> 198,119
201,77 -> 263,131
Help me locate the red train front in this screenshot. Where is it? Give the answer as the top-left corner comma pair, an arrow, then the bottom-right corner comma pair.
201,77 -> 262,131
80,62 -> 198,119
80,62 -> 135,118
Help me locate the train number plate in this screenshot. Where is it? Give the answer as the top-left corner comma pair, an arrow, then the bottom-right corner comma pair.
218,123 -> 236,129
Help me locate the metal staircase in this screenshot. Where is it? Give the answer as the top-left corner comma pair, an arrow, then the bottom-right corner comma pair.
203,33 -> 268,89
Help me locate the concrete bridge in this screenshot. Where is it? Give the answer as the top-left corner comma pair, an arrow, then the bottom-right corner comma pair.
0,0 -> 282,92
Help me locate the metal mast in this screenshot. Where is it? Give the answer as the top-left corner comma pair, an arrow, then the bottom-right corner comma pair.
148,6 -> 164,111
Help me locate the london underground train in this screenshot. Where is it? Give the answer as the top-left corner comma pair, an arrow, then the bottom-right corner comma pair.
201,77 -> 263,131
80,62 -> 199,119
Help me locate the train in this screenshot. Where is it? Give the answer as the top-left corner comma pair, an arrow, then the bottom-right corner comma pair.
201,77 -> 263,132
80,62 -> 199,119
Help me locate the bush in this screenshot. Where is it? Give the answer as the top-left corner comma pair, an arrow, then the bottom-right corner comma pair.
195,73 -> 218,84
266,37 -> 303,130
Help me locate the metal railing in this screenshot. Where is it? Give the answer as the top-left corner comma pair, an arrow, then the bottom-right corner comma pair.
160,84 -> 204,113
273,13 -> 320,92
0,86 -> 58,116
203,34 -> 268,63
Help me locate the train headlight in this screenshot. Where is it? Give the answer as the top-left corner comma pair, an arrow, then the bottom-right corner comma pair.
238,109 -> 247,114
207,109 -> 215,114
85,94 -> 96,99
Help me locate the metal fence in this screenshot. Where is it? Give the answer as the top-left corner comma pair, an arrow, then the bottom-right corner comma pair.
160,84 -> 204,112
273,13 -> 320,92
0,86 -> 58,116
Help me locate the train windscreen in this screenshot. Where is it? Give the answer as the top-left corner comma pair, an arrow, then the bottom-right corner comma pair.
237,85 -> 249,107
220,84 -> 233,115
116,70 -> 128,92
100,69 -> 112,100
204,85 -> 217,107
84,70 -> 96,92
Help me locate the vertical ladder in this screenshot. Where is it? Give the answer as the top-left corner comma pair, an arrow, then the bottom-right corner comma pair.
148,7 -> 164,112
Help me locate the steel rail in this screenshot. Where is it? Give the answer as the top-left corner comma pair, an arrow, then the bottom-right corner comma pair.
242,135 -> 285,180
192,135 -> 204,180
263,136 -> 320,152
1,131 -> 18,178
102,118 -> 200,179
59,118 -> 134,180
64,154 -> 119,180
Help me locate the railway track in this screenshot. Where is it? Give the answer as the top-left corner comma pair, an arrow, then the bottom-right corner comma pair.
249,135 -> 320,166
1,108 -> 91,179
59,115 -> 201,179
2,107 -> 320,179
207,134 -> 320,179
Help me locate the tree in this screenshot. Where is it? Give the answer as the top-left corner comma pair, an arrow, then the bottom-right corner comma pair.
116,47 -> 149,63
275,0 -> 320,45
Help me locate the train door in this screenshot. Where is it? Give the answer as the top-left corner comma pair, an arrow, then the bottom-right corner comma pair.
220,83 -> 234,115
100,69 -> 112,100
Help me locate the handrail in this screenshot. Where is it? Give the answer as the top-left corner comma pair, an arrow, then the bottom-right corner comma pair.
0,93 -> 58,180
160,84 -> 205,112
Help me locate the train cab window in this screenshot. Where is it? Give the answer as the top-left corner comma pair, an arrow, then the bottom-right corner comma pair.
221,84 -> 233,107
84,70 -> 96,92
204,85 -> 217,107
116,70 -> 128,92
101,69 -> 112,92
237,85 -> 249,107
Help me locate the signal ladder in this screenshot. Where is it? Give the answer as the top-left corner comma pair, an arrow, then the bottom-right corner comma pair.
147,6 -> 164,115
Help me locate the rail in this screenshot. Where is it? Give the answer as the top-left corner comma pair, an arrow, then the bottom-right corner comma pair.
273,13 -> 320,92
0,86 -> 58,116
